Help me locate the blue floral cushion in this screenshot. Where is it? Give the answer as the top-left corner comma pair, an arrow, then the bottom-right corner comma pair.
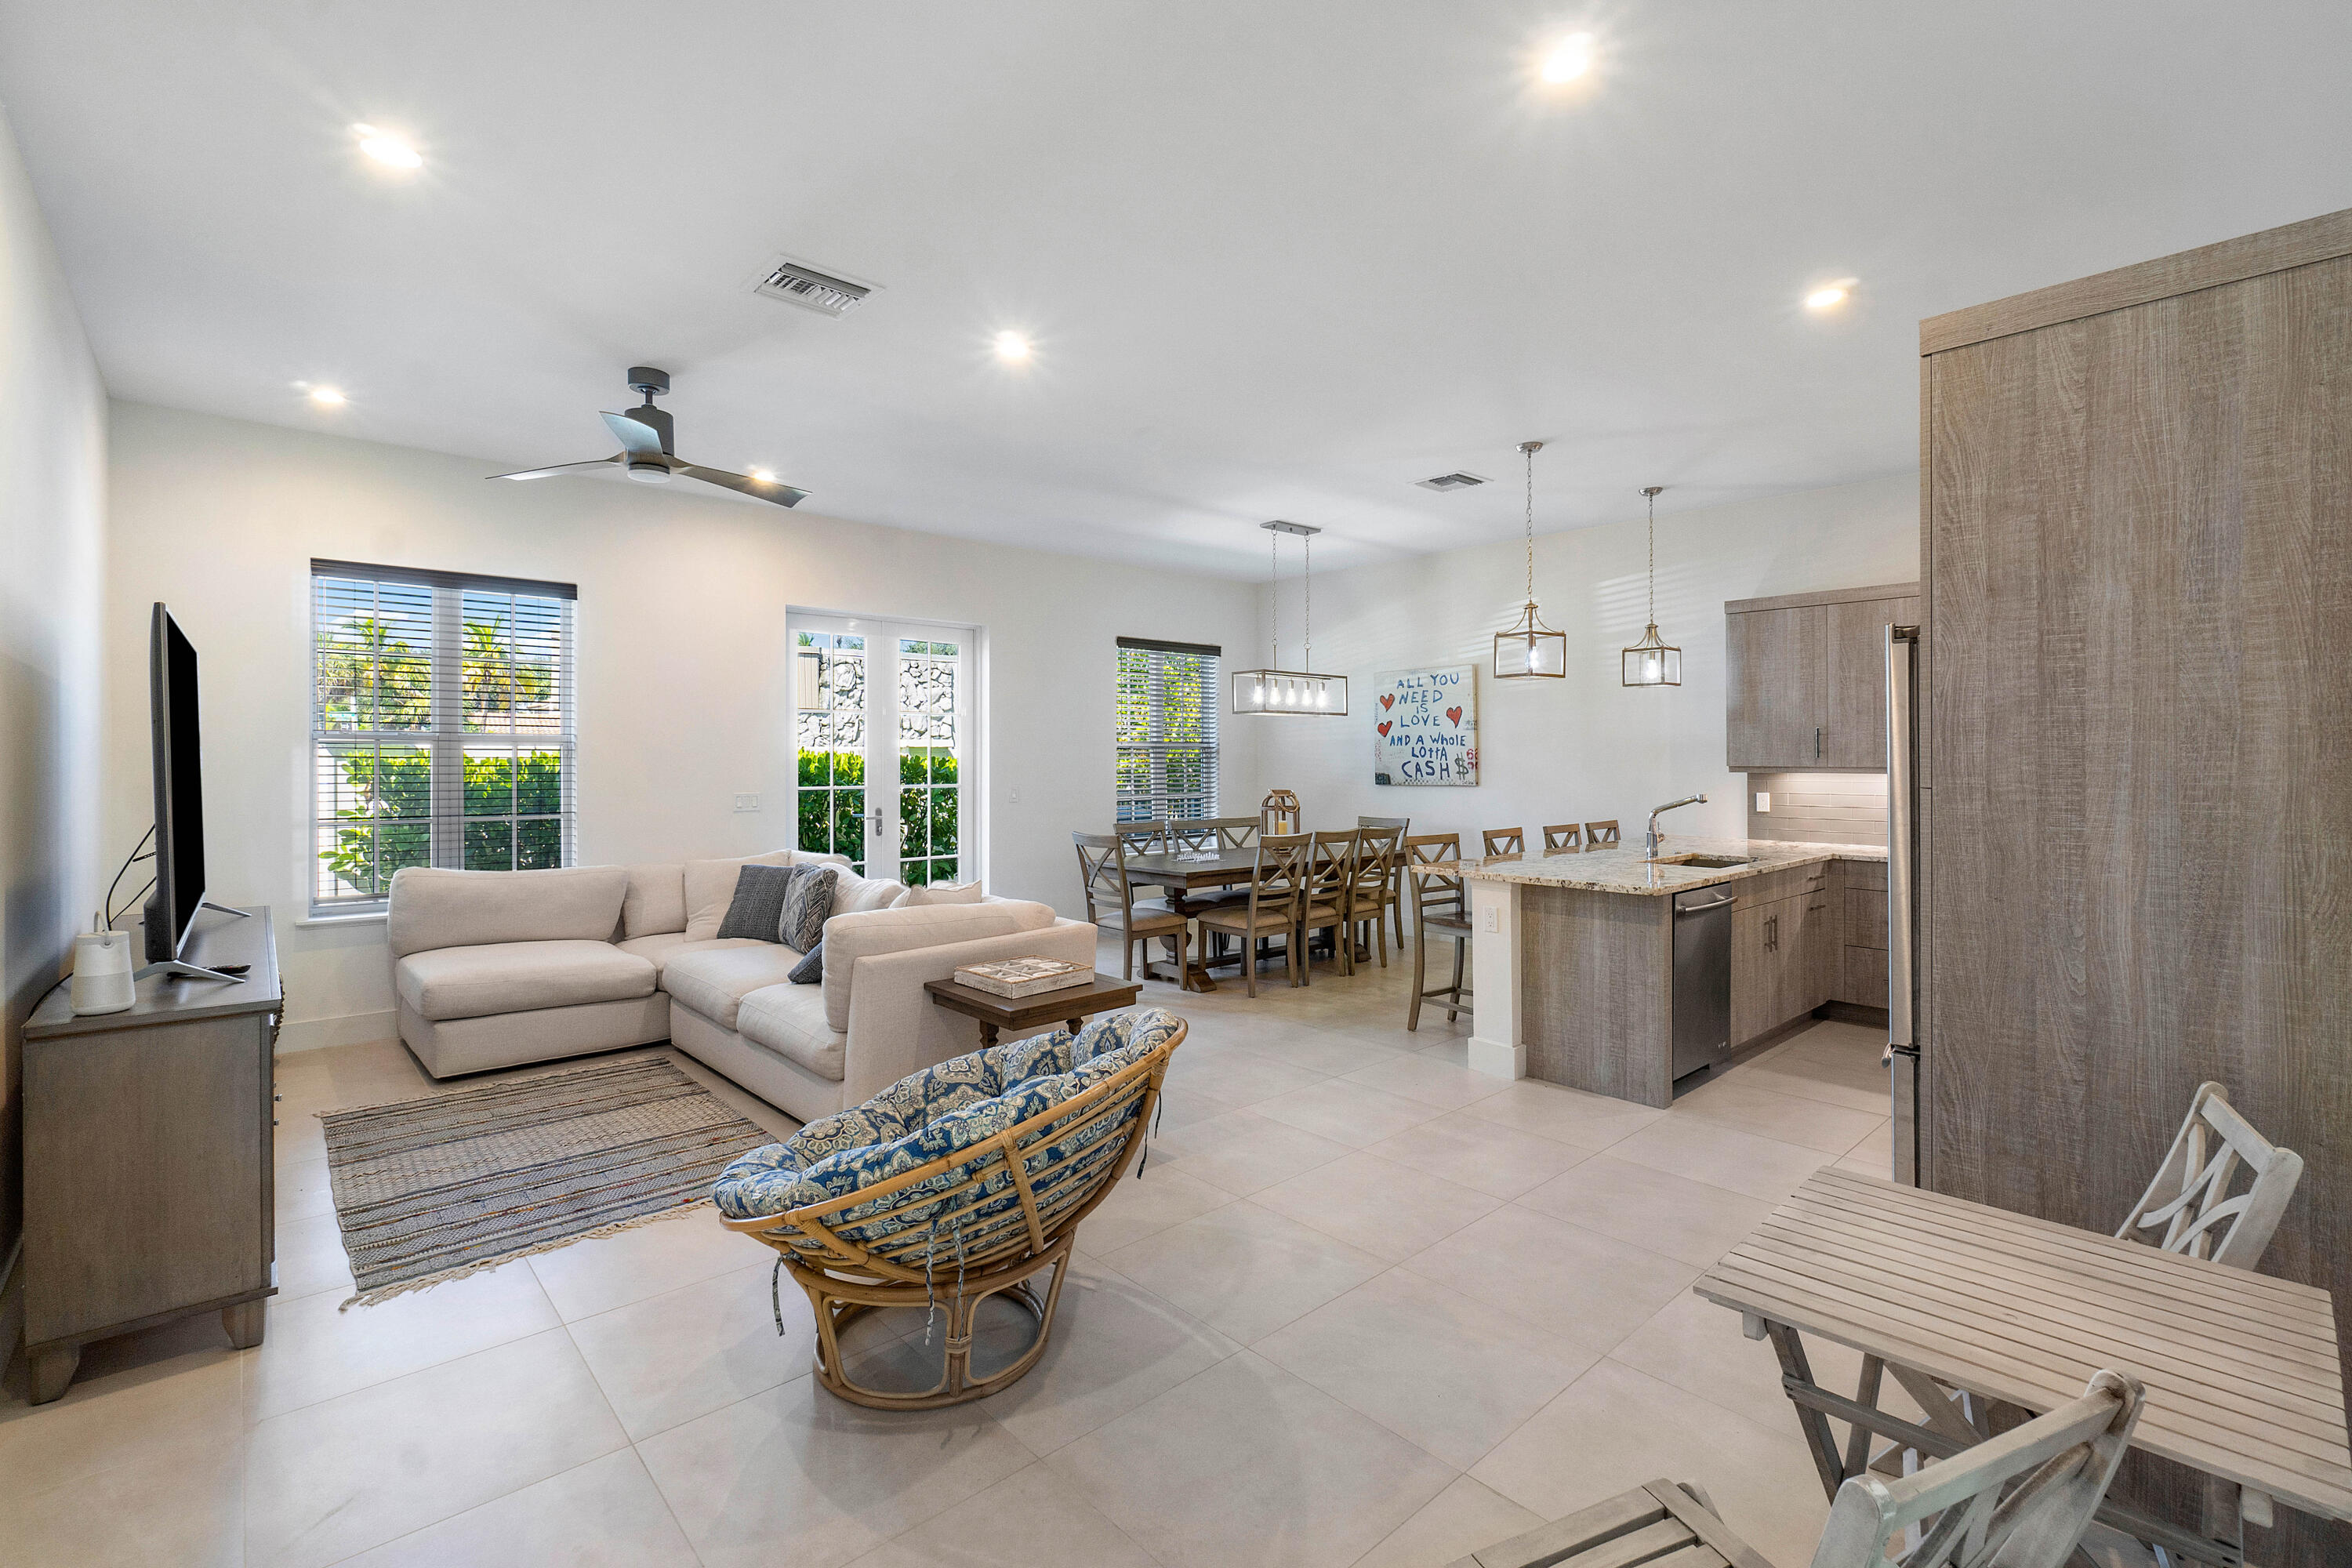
712,1007 -> 1181,1226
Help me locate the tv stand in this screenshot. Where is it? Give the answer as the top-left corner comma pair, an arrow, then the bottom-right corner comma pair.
21,906 -> 281,1402
136,958 -> 247,984
198,899 -> 251,920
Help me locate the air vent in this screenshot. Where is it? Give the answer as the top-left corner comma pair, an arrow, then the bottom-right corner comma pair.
1415,471 -> 1488,492
753,257 -> 875,318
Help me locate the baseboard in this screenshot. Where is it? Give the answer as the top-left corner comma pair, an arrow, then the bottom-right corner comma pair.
276,1008 -> 398,1054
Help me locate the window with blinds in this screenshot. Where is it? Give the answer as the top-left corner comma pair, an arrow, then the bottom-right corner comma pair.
1115,637 -> 1219,822
310,560 -> 577,915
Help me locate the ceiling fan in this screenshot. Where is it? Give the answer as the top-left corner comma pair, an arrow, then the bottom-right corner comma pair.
490,367 -> 808,507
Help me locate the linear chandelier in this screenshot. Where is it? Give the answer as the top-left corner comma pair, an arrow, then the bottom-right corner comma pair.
1232,521 -> 1348,716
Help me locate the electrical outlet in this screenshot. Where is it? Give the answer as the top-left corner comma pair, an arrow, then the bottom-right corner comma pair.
734,793 -> 760,813
1482,905 -> 1500,934
1755,791 -> 1771,813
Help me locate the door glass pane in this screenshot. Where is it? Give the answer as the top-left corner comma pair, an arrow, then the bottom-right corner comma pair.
795,630 -> 869,874
898,637 -> 960,885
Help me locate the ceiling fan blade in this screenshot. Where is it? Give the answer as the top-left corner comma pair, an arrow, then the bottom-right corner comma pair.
601,410 -> 666,456
681,464 -> 810,508
489,456 -> 622,481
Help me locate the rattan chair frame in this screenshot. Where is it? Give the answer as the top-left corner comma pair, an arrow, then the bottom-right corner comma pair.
720,1023 -> 1185,1410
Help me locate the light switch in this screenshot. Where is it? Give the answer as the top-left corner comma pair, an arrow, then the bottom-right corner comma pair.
1755,791 -> 1771,813
734,793 -> 760,813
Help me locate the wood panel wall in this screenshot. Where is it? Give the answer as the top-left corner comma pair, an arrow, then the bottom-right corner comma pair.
1921,214 -> 2352,1564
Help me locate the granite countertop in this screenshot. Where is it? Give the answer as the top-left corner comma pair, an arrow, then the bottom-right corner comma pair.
1440,835 -> 1887,896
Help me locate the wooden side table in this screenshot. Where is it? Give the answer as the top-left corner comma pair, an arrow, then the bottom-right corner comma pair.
923,973 -> 1143,1048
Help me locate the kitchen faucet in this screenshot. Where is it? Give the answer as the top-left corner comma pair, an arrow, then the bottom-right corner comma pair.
1646,793 -> 1708,856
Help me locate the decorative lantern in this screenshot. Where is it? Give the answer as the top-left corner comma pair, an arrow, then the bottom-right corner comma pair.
1261,789 -> 1301,836
1621,485 -> 1682,686
1494,441 -> 1568,679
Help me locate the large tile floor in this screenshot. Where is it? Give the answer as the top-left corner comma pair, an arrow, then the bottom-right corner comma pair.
1,936 -> 1906,1568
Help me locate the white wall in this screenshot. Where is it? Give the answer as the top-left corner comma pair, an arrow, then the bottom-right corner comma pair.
0,100 -> 107,1276
103,402 -> 1260,1047
1246,475 -> 1919,848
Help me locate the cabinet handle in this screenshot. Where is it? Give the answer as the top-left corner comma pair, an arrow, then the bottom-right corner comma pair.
1815,726 -> 1822,760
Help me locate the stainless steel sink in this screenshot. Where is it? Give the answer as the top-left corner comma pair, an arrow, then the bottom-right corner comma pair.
1645,853 -> 1754,868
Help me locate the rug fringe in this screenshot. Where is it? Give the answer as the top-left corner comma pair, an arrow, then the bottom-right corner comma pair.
338,1200 -> 716,1310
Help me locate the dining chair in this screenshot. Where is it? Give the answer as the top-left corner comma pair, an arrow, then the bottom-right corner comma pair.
1483,826 -> 1525,858
1208,815 -> 1261,851
1465,1370 -> 2145,1568
1299,829 -> 1359,981
1583,819 -> 1621,848
1073,832 -> 1189,984
1166,819 -> 1217,853
2118,1080 -> 2304,1269
1357,815 -> 1410,948
1195,833 -> 1309,997
1404,833 -> 1471,1029
1348,822 -> 1403,968
1116,819 -> 1172,855
1541,822 -> 1582,854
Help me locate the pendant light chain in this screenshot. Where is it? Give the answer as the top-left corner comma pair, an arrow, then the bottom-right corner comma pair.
1304,529 -> 1312,664
1523,443 -> 1537,602
1646,485 -> 1657,626
1269,522 -> 1279,670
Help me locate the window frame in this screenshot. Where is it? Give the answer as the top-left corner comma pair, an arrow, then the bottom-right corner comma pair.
1115,637 -> 1221,823
307,560 -> 579,917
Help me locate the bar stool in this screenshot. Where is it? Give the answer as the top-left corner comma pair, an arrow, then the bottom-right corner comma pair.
1583,819 -> 1621,848
1541,823 -> 1581,854
1482,826 -> 1525,858
1357,815 -> 1410,949
1404,834 -> 1472,1029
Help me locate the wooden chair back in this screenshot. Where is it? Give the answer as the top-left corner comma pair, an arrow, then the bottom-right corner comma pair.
1073,832 -> 1137,924
1166,819 -> 1216,853
1306,829 -> 1357,911
1542,822 -> 1582,854
1117,819 -> 1171,855
1245,833 -> 1312,924
1483,826 -> 1525,858
1207,815 -> 1260,850
1351,823 -> 1401,906
1357,815 -> 1409,834
1807,1370 -> 2145,1568
1405,833 -> 1467,928
2118,1081 -> 2303,1270
1583,819 -> 1621,847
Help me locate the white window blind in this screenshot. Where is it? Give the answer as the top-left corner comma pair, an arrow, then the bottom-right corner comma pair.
1115,637 -> 1219,822
310,560 -> 577,915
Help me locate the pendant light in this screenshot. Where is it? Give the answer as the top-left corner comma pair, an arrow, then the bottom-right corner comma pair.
1621,485 -> 1682,686
1232,521 -> 1348,716
1494,440 -> 1568,679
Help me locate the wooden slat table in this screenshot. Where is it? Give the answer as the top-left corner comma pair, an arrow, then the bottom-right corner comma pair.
1695,1167 -> 2352,1567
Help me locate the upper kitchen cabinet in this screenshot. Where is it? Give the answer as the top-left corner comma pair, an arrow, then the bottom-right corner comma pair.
1725,583 -> 1919,771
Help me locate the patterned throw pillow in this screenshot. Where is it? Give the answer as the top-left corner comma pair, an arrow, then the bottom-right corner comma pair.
778,866 -> 837,950
715,863 -> 797,942
789,941 -> 822,983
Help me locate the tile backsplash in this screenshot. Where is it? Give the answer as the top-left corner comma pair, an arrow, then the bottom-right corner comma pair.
1745,771 -> 1889,847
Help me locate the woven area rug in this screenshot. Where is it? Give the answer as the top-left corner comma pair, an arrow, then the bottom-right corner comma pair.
320,1054 -> 777,1307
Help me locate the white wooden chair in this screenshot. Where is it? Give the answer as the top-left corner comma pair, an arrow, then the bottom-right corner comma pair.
2117,1080 -> 2303,1269
1458,1370 -> 2144,1568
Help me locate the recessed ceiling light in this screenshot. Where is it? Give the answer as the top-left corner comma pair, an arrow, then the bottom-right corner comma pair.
353,124 -> 422,170
749,468 -> 777,484
307,385 -> 347,406
993,331 -> 1032,364
1806,280 -> 1857,310
1541,33 -> 1594,83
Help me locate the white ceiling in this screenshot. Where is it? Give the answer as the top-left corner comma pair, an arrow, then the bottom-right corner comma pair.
6,2 -> 2350,577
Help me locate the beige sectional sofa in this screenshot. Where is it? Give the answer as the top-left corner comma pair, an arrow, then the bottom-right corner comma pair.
386,850 -> 1098,1123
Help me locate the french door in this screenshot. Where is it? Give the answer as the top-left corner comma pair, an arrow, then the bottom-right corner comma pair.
790,614 -> 972,886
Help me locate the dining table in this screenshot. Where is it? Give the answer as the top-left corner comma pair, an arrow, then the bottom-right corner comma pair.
1694,1166 -> 2352,1568
1120,840 -> 1378,993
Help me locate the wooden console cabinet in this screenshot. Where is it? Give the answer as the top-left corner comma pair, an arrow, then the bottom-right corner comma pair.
20,906 -> 281,1403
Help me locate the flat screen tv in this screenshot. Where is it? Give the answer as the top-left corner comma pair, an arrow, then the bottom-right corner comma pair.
143,603 -> 211,965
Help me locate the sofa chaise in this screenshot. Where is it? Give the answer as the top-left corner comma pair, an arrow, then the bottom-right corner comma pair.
386,850 -> 1099,1123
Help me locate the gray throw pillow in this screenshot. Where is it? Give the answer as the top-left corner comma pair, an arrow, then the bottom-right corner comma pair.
716,863 -> 797,942
779,866 -> 837,950
789,940 -> 822,983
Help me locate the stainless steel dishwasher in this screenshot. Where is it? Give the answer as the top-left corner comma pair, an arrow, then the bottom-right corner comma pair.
1671,887 -> 1735,1080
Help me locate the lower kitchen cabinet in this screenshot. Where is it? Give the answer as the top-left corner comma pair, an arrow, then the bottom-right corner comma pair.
1731,887 -> 1837,1047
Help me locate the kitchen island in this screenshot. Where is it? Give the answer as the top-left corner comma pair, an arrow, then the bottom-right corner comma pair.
1457,836 -> 1886,1106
